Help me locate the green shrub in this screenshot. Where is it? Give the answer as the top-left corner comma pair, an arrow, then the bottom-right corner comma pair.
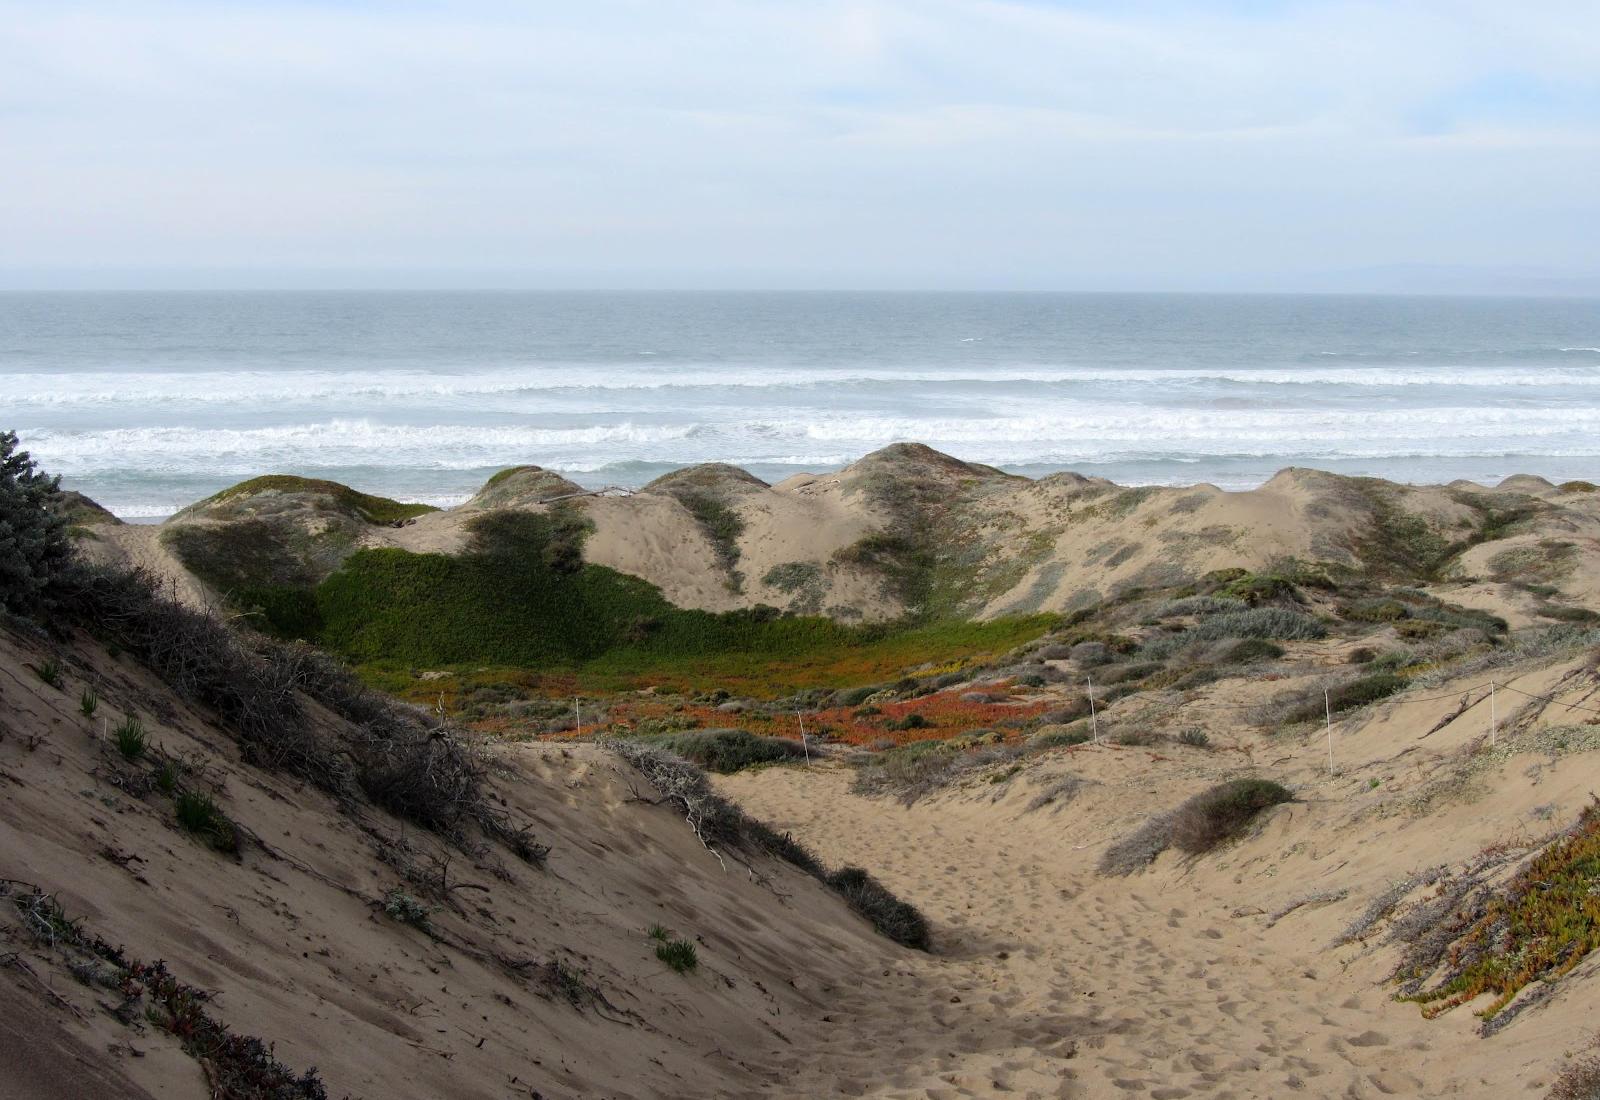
1177,728 -> 1211,749
1329,673 -> 1406,713
1169,778 -> 1293,854
1098,660 -> 1163,685
1341,598 -> 1410,623
1140,608 -> 1322,662
79,687 -> 98,717
651,729 -> 806,773
1282,672 -> 1407,724
1216,572 -> 1299,605
1154,595 -> 1247,618
654,936 -> 698,973
1215,637 -> 1284,664
1194,608 -> 1325,641
1367,650 -> 1416,672
382,888 -> 433,931
112,715 -> 146,761
1113,728 -> 1162,747
1540,604 -> 1600,625
763,561 -> 821,592
238,585 -> 324,639
832,684 -> 881,707
824,867 -> 931,950
1029,723 -> 1091,750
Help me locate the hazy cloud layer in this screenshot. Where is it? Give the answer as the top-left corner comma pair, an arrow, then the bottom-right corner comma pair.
3,1 -> 1598,288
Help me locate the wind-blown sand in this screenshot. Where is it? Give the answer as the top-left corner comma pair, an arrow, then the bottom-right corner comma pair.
720,653 -> 1600,1098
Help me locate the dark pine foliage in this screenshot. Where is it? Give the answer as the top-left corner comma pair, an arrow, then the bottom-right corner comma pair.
0,430 -> 72,616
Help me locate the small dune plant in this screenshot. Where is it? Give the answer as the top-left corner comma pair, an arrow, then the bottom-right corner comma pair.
649,926 -> 698,973
79,686 -> 98,717
1169,778 -> 1293,855
112,715 -> 147,761
650,728 -> 807,774
825,867 -> 932,950
174,789 -> 239,854
35,656 -> 64,689
1100,777 -> 1293,875
382,888 -> 434,932
154,760 -> 179,795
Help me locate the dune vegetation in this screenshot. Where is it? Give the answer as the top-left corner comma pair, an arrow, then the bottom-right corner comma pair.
218,507 -> 1059,695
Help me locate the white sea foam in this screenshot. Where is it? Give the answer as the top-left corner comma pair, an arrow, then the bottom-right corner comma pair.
9,362 -> 1600,407
22,402 -> 1600,480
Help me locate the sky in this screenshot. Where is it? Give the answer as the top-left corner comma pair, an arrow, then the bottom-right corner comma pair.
2,1 -> 1598,291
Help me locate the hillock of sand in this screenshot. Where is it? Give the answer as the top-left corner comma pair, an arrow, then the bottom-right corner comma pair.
0,608 -> 924,1099
15,444 -> 1600,1098
84,446 -> 1600,635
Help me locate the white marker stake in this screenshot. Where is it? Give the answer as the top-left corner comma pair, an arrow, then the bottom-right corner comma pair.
798,712 -> 811,766
574,697 -> 581,737
1324,688 -> 1334,776
1489,681 -> 1496,747
1087,675 -> 1098,744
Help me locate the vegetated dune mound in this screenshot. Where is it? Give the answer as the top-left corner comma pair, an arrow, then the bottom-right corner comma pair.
460,464 -> 586,510
81,476 -> 442,621
59,490 -> 122,529
0,611 -> 922,1099
88,445 -> 1600,637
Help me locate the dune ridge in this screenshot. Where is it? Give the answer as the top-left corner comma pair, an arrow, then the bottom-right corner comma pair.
9,439 -> 1600,1098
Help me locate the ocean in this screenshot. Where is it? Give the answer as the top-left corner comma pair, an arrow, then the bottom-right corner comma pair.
3,291 -> 1598,519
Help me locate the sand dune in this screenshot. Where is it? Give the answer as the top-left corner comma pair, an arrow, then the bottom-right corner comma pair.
0,626 -> 915,1100
8,605 -> 1598,1096
78,446 -> 1600,628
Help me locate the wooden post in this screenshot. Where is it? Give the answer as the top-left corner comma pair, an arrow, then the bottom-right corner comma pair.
798,712 -> 811,766
1489,681 -> 1496,747
1324,688 -> 1334,776
1087,676 -> 1098,744
574,697 -> 581,737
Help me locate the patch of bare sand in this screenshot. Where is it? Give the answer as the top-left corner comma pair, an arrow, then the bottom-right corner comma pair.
719,654 -> 1600,1098
82,523 -> 211,606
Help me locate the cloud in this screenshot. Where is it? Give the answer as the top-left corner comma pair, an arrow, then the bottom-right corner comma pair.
1,0 -> 1597,287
